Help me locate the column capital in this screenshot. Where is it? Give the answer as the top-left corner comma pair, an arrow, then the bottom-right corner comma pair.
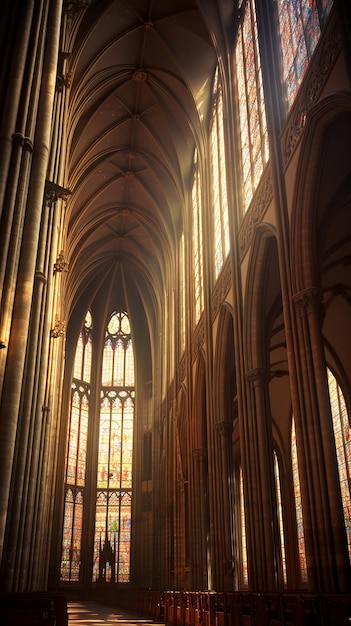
246,367 -> 269,385
292,287 -> 323,315
44,180 -> 71,205
54,250 -> 69,273
193,448 -> 207,462
50,315 -> 66,338
215,420 -> 232,436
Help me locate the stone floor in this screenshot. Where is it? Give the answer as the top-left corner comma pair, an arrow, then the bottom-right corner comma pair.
67,601 -> 164,626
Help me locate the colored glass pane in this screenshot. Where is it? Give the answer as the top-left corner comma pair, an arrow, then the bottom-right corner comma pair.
192,149 -> 204,324
211,68 -> 230,278
60,488 -> 83,581
277,0 -> 333,109
274,451 -> 287,584
291,418 -> 308,582
73,335 -> 83,379
83,335 -> 92,382
328,369 -> 351,561
235,0 -> 269,212
180,232 -> 186,352
102,339 -> 113,385
239,467 -> 248,586
114,338 -> 125,386
125,339 -> 134,385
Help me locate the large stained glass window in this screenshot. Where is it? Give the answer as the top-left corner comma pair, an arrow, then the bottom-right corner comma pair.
192,148 -> 204,324
211,67 -> 230,278
93,311 -> 134,582
61,311 -> 92,581
61,310 -> 134,584
276,0 -> 333,110
327,368 -> 351,561
291,417 -> 308,582
235,0 -> 269,212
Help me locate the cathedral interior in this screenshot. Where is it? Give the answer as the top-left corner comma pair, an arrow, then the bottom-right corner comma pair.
0,1 -> 351,624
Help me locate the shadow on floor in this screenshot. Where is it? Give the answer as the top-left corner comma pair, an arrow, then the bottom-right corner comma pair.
68,601 -> 165,626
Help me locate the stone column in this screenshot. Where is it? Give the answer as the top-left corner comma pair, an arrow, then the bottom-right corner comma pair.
215,420 -> 234,590
193,447 -> 209,590
0,0 -> 63,575
246,368 -> 278,592
293,288 -> 351,592
0,1 -> 36,222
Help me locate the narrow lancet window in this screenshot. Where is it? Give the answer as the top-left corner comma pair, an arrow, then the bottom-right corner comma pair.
192,148 -> 204,324
291,417 -> 308,582
93,311 -> 134,582
211,68 -> 230,277
235,0 -> 269,212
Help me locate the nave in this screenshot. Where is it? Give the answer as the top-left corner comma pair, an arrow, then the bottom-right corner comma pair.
67,601 -> 164,626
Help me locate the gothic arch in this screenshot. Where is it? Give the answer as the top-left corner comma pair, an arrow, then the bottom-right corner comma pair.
214,304 -> 236,427
291,92 -> 351,293
244,223 -> 280,372
290,92 -> 351,411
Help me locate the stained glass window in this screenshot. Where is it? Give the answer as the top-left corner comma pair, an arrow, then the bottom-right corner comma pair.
93,311 -> 134,582
291,417 -> 308,582
60,312 -> 92,581
239,467 -> 248,586
276,0 -> 333,109
274,451 -> 287,584
192,148 -> 204,324
327,368 -> 351,561
61,310 -> 134,584
211,68 -> 230,277
235,0 -> 269,212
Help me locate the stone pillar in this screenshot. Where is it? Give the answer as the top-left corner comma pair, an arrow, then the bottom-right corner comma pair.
215,420 -> 234,590
0,0 -> 36,221
293,287 -> 351,592
0,0 -> 63,578
246,368 -> 278,592
193,447 -> 209,590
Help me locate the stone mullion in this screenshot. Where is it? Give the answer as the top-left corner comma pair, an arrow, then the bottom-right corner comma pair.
247,368 -> 278,592
294,288 -> 351,592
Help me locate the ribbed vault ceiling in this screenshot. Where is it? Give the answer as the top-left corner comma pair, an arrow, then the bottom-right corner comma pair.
65,0 -> 223,323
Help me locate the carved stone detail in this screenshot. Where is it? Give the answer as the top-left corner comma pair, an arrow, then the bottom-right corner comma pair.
238,166 -> 273,260
192,315 -> 205,362
54,251 -> 69,274
50,316 -> 66,338
211,257 -> 232,321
